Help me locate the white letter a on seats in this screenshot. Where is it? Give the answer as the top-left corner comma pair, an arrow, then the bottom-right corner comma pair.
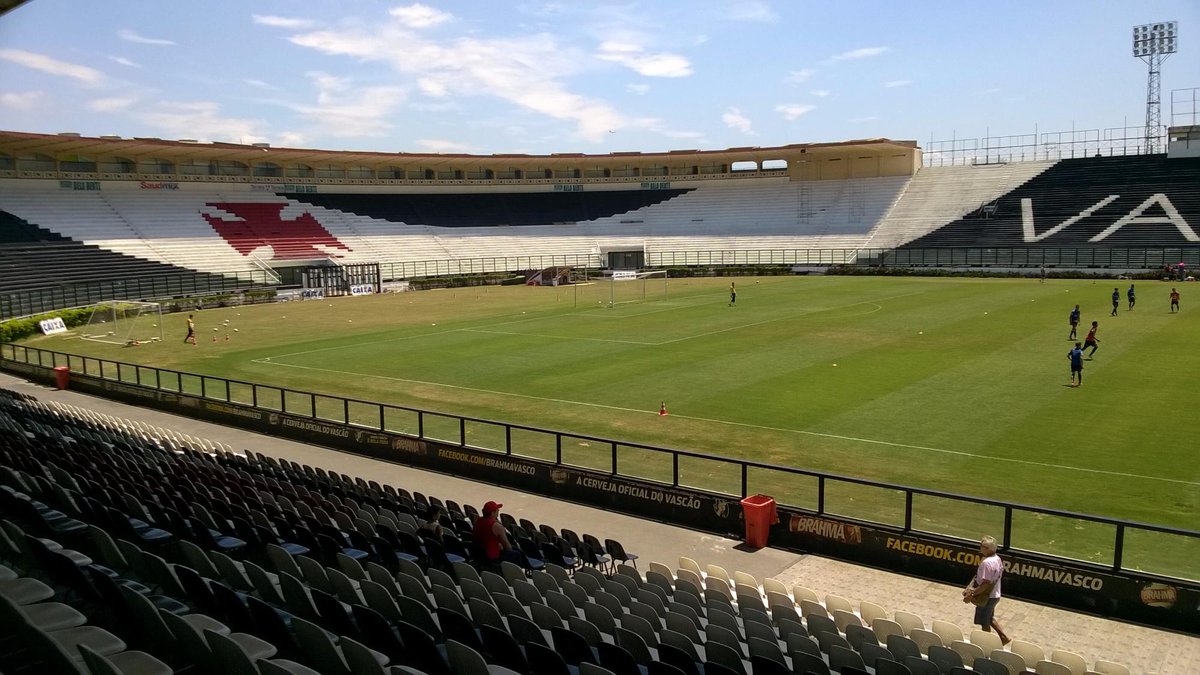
1089,193 -> 1199,242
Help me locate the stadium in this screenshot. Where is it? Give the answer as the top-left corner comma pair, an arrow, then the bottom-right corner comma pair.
1,3 -> 1199,675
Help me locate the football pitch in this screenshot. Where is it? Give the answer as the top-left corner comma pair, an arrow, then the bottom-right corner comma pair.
25,275 -> 1199,571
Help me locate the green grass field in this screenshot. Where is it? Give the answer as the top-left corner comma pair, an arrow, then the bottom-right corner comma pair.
23,275 -> 1200,574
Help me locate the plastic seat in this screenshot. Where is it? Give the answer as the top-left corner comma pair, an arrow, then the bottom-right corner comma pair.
904,656 -> 941,675
951,639 -> 985,664
1036,661 -> 1074,675
80,643 -> 173,675
830,644 -> 868,673
989,649 -> 1028,675
970,629 -> 1004,653
928,644 -> 965,673
972,656 -> 1012,675
1050,649 -> 1089,675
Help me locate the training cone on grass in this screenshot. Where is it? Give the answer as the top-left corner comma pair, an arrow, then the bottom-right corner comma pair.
659,401 -> 668,416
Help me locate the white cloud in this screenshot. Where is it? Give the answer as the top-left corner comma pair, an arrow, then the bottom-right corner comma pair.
108,56 -> 141,68
722,107 -> 754,134
88,96 -> 137,112
726,2 -> 777,22
976,87 -> 1001,95
775,103 -> 816,120
252,15 -> 315,29
274,132 -> 308,147
242,78 -> 279,91
0,49 -> 103,85
850,115 -> 879,123
287,17 -> 628,142
827,46 -> 888,62
809,89 -> 831,98
136,100 -> 268,143
883,79 -> 912,88
282,71 -> 407,137
118,29 -> 176,46
0,91 -> 43,110
597,41 -> 692,78
626,83 -> 650,95
389,4 -> 453,29
416,139 -> 476,153
786,68 -> 816,84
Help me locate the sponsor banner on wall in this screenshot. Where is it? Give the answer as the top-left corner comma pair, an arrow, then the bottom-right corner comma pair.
139,181 -> 180,190
349,284 -> 375,296
300,289 -> 326,300
0,354 -> 1195,636
38,317 -> 67,335
772,505 -> 1199,634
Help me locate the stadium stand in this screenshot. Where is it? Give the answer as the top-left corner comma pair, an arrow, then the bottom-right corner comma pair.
0,386 -> 1146,675
866,160 -> 1057,248
1,175 -> 912,281
902,155 -> 1200,248
0,208 -> 236,293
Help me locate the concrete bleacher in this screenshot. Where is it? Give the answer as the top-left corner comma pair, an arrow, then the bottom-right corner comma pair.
2,373 -> 1188,674
865,161 -> 1057,249
0,209 -> 235,295
900,156 -> 1200,249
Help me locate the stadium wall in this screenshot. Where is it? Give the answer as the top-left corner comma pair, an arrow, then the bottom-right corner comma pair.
1,349 -> 1195,635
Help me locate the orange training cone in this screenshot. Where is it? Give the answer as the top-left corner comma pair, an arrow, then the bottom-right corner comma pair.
659,401 -> 668,416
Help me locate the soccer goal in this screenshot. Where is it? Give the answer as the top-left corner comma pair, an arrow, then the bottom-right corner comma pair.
79,301 -> 164,345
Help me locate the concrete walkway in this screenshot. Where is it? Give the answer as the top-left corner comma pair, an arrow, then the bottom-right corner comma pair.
2,371 -> 1195,674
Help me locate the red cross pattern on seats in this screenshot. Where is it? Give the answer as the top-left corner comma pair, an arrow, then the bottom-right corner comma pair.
202,202 -> 352,259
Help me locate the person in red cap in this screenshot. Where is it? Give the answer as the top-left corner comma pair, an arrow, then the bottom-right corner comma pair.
472,500 -> 519,566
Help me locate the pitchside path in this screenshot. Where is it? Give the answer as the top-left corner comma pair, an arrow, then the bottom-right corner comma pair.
2,371 -> 1195,674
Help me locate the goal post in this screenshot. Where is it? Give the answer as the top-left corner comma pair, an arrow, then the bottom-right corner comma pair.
80,300 -> 164,345
609,269 -> 668,307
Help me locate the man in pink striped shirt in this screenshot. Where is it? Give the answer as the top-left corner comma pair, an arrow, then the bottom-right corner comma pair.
963,535 -> 1011,644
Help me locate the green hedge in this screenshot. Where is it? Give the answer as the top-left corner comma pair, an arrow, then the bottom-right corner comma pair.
409,274 -> 524,290
666,266 -> 794,278
0,307 -> 93,343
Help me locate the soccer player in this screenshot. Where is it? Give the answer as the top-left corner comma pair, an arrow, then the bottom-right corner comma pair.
1084,321 -> 1099,358
1068,304 -> 1080,340
729,282 -> 736,307
1127,284 -> 1135,310
1170,288 -> 1180,313
1068,342 -> 1084,387
1110,288 -> 1119,316
184,314 -> 196,345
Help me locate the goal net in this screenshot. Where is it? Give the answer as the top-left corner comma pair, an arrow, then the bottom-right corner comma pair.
573,270 -> 668,308
80,301 -> 164,345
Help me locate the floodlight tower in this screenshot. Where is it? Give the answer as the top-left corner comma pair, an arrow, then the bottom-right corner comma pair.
1132,21 -> 1178,154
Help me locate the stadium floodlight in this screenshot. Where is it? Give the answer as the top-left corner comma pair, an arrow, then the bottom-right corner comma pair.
1132,21 -> 1178,153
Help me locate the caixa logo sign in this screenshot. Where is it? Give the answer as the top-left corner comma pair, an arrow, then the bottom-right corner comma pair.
38,317 -> 67,335
349,284 -> 375,296
300,289 -> 325,300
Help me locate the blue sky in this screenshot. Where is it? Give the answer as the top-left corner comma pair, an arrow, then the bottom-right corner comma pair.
1,1 -> 1197,154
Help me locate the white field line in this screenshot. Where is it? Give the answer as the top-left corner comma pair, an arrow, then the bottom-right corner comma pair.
262,289 -> 918,359
252,360 -> 1198,487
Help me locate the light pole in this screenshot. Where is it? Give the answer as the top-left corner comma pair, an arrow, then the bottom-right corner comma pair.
1132,21 -> 1178,154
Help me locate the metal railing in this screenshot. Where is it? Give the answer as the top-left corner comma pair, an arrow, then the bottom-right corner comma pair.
2,342 -> 1196,583
0,271 -> 276,321
923,125 -> 1167,166
8,248 -> 1198,321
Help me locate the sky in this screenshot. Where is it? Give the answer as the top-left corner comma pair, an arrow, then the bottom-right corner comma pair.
1,1 -> 1198,155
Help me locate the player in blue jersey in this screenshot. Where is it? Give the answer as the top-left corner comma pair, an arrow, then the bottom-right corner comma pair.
1068,305 -> 1080,340
1068,342 -> 1084,387
1127,284 -> 1135,310
1110,288 -> 1119,316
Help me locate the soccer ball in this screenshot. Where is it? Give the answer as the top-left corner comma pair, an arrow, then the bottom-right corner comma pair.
233,328 -> 239,332
213,327 -> 218,332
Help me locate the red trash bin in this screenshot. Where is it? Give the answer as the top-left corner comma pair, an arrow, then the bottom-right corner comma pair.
53,366 -> 70,390
740,494 -> 777,549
